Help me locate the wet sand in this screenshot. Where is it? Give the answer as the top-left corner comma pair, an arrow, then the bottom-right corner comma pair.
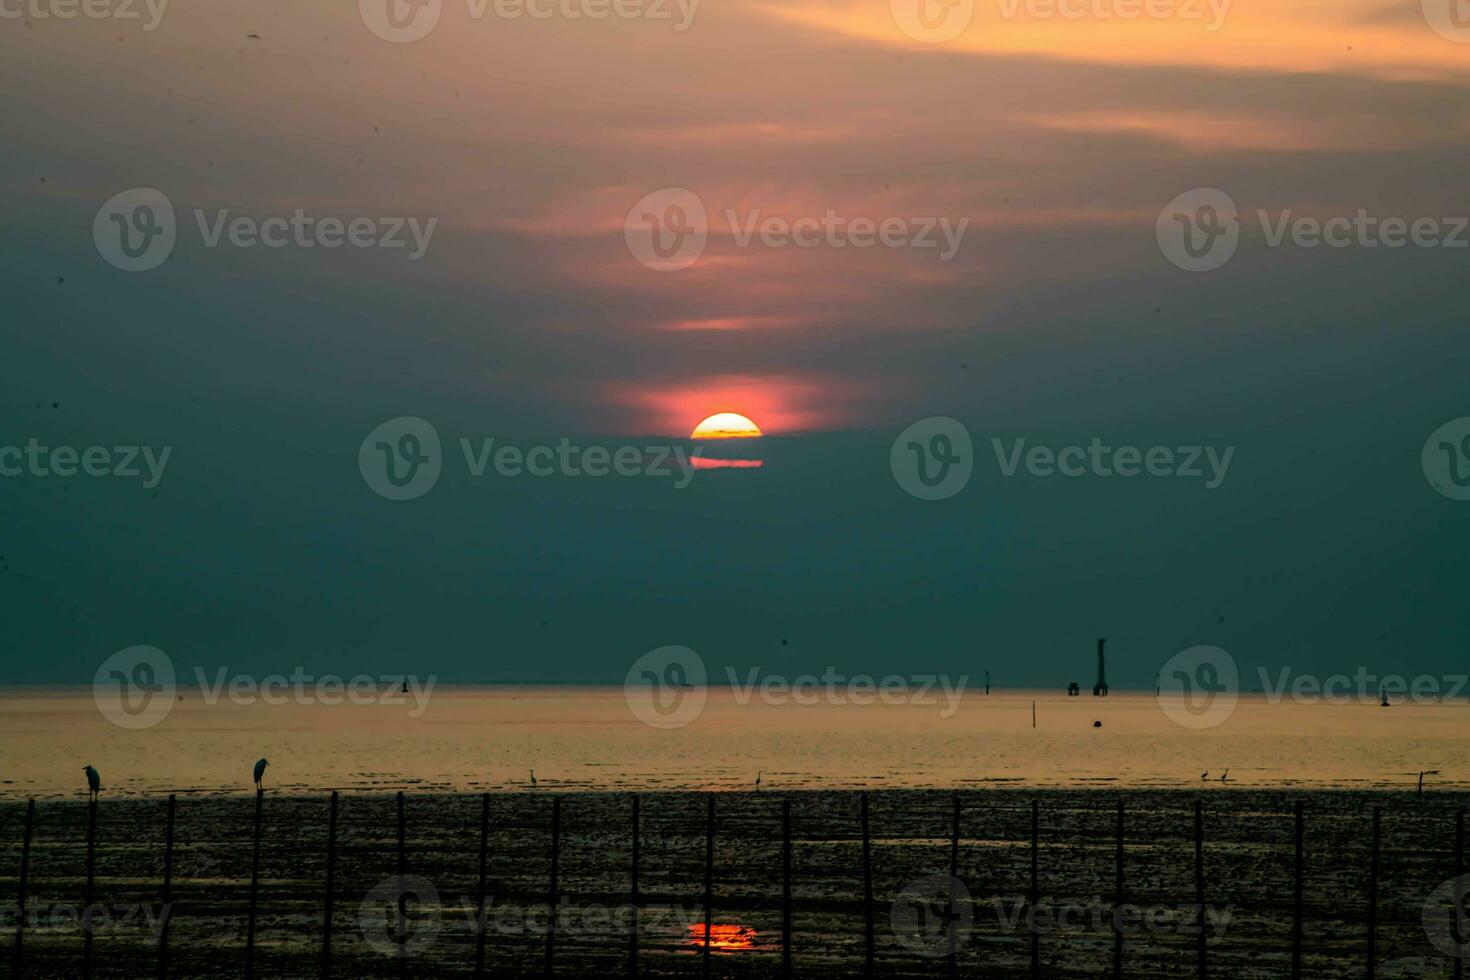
2,789 -> 1467,978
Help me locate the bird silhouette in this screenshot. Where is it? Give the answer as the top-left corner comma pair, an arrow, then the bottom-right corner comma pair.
1219,769 -> 1230,783
83,765 -> 100,801
1201,771 -> 1208,781
755,771 -> 763,791
253,758 -> 269,791
529,769 -> 537,787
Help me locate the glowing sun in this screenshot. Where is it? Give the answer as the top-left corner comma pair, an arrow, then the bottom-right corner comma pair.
690,413 -> 763,439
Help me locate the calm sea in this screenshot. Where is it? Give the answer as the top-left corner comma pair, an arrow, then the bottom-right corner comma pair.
1,686 -> 1465,798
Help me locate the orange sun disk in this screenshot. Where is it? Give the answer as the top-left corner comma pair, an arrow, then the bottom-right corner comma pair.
690,413 -> 763,439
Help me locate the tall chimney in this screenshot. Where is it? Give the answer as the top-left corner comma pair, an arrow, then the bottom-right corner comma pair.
1093,637 -> 1108,696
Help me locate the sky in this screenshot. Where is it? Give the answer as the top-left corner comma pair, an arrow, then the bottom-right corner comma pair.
1,0 -> 1468,687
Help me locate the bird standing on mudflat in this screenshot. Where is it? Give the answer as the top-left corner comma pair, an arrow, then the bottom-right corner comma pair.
253,758 -> 269,791
83,765 -> 101,801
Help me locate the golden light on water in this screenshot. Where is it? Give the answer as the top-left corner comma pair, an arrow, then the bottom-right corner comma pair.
684,922 -> 759,952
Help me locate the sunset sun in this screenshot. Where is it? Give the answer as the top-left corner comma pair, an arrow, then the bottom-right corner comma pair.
690,413 -> 763,439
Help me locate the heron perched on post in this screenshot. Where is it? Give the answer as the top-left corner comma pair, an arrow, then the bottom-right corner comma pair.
83,765 -> 100,800
253,758 -> 269,791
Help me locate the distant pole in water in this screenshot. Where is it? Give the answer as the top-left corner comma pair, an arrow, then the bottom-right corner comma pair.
159,794 -> 176,980
985,671 -> 990,695
1093,638 -> 1109,697
1366,807 -> 1381,980
1032,700 -> 1036,729
12,799 -> 34,969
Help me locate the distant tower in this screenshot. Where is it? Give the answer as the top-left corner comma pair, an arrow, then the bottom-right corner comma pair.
985,671 -> 991,695
1093,637 -> 1109,696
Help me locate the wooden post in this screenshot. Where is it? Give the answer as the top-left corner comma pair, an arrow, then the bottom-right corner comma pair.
474,793 -> 489,979
322,791 -> 338,980
702,794 -> 714,980
159,794 -> 176,980
396,792 -> 407,980
12,799 -> 34,969
782,798 -> 792,980
545,798 -> 560,977
1194,799 -> 1206,980
1292,801 -> 1303,980
948,795 -> 960,978
1366,808 -> 1380,980
245,789 -> 263,980
1112,800 -> 1124,980
628,794 -> 640,979
1452,806 -> 1463,980
861,793 -> 874,978
1030,800 -> 1039,980
83,794 -> 98,980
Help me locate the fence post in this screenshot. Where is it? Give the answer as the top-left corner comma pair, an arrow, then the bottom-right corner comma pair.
948,795 -> 960,978
396,792 -> 406,980
1292,801 -> 1303,980
474,793 -> 489,979
861,793 -> 874,978
245,789 -> 263,979
1030,799 -> 1039,980
1112,800 -> 1124,980
12,799 -> 34,969
83,794 -> 98,980
322,791 -> 338,980
782,798 -> 792,979
628,794 -> 640,979
545,797 -> 560,977
702,794 -> 714,980
1366,807 -> 1380,980
1194,799 -> 1206,980
159,794 -> 176,980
